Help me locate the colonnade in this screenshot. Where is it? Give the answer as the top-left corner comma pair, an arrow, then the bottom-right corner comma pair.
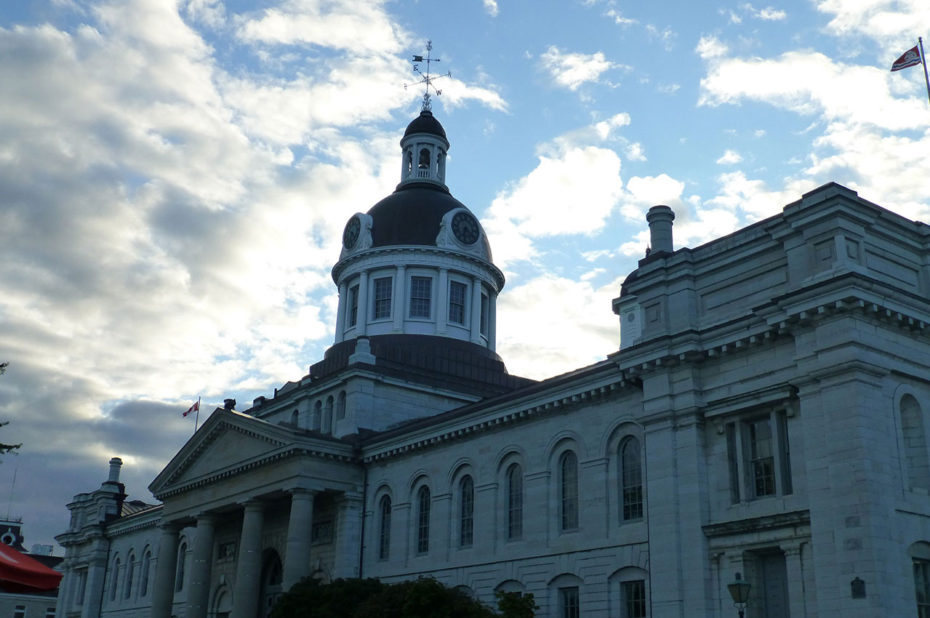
149,490 -> 321,618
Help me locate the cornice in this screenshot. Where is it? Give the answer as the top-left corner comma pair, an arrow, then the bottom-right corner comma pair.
703,509 -> 810,537
362,374 -> 637,463
332,245 -> 505,290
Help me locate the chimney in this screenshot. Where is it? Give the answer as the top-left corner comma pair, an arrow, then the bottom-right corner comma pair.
647,205 -> 675,254
107,457 -> 123,483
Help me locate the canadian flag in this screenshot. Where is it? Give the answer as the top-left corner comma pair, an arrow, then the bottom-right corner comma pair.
891,45 -> 921,72
183,400 -> 200,417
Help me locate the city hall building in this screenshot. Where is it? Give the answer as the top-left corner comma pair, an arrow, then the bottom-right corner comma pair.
55,108 -> 930,618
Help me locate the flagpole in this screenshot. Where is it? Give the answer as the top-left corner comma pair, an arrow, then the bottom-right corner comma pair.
920,37 -> 930,107
193,396 -> 201,435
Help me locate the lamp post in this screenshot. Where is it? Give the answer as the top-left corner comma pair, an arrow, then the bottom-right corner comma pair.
727,572 -> 751,618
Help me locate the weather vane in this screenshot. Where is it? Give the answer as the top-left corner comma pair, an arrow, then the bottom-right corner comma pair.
404,40 -> 451,112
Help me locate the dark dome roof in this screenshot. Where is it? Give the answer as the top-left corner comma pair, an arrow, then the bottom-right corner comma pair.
403,110 -> 447,139
365,183 -> 491,255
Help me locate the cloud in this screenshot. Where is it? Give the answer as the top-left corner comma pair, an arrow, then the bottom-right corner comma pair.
696,35 -> 728,59
816,0 -> 930,46
539,45 -> 618,91
496,275 -> 620,379
483,0 -> 499,17
742,4 -> 787,21
716,149 -> 743,165
235,0 -> 408,54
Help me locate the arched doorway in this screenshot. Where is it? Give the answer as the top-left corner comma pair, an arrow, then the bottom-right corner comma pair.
259,549 -> 283,618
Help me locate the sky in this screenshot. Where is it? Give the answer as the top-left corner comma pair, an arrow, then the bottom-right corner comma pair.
1,0 -> 928,551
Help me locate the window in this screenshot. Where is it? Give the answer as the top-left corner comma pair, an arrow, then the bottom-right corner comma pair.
418,148 -> 430,169
479,292 -> 489,336
373,277 -> 392,320
917,559 -> 930,618
140,550 -> 151,597
726,411 -> 792,502
459,475 -> 474,547
312,401 -> 322,432
409,276 -> 432,318
175,542 -> 187,592
449,281 -> 466,324
417,486 -> 431,554
901,395 -> 930,490
507,463 -> 523,540
378,495 -> 391,560
559,586 -> 580,618
110,557 -> 120,601
324,396 -> 334,434
336,391 -> 346,420
560,451 -> 579,531
13,606 -> 25,618
347,284 -> 359,327
621,580 -> 646,618
124,553 -> 135,599
620,437 -> 643,521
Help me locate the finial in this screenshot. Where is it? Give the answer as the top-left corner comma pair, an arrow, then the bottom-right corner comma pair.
404,40 -> 451,112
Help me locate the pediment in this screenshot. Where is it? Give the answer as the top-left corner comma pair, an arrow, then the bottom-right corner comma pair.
150,410 -> 290,497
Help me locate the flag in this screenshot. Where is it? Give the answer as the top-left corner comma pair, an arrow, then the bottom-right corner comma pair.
183,400 -> 199,417
891,45 -> 922,71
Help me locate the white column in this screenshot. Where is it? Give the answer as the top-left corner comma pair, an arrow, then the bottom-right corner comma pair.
470,277 -> 482,343
488,291 -> 497,352
282,490 -> 315,591
393,265 -> 406,332
54,562 -> 74,618
80,555 -> 108,618
332,494 -> 364,578
186,514 -> 216,618
231,501 -> 264,618
356,271 -> 369,336
334,281 -> 348,343
436,268 -> 448,334
150,524 -> 180,618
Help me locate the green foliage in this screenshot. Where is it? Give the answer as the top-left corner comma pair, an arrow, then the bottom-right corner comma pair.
0,363 -> 20,455
270,577 -> 536,618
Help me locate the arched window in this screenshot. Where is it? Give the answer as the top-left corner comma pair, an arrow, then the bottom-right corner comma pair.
290,409 -> 299,426
507,463 -> 523,540
139,549 -> 151,597
459,475 -> 474,547
418,148 -> 430,170
417,486 -> 431,554
620,437 -> 643,521
312,401 -> 322,432
901,395 -> 930,490
175,541 -> 187,592
124,552 -> 135,599
378,495 -> 392,561
324,396 -> 334,434
337,391 -> 347,420
560,451 -> 579,531
109,556 -> 120,601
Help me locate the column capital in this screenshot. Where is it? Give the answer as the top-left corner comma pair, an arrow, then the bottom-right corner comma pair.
287,487 -> 318,498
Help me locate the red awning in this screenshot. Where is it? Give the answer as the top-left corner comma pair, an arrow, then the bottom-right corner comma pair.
0,543 -> 62,592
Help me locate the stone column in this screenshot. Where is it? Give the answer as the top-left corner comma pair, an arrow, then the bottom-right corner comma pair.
54,562 -> 73,618
150,524 -> 180,618
488,291 -> 497,351
393,265 -> 406,331
470,277 -> 482,343
436,268 -> 448,334
332,494 -> 363,578
334,281 -> 348,343
230,501 -> 264,618
80,555 -> 108,618
186,514 -> 216,618
357,271 -> 369,335
282,490 -> 315,591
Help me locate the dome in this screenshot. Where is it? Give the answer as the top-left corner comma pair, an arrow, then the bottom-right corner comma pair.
361,183 -> 493,257
403,110 -> 447,140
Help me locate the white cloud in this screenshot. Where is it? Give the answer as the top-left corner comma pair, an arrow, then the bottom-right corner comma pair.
539,45 -> 616,91
699,50 -> 927,131
696,35 -> 728,59
483,0 -> 499,17
816,0 -> 930,47
742,4 -> 787,21
716,149 -> 743,165
235,0 -> 408,54
497,275 -> 620,379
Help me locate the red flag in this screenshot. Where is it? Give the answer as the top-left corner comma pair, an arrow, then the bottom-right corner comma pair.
891,45 -> 921,71
183,400 -> 199,417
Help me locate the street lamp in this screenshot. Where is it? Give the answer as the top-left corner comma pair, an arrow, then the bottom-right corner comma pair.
727,572 -> 751,618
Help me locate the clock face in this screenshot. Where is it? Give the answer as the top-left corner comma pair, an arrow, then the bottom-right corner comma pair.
451,211 -> 480,245
342,216 -> 360,249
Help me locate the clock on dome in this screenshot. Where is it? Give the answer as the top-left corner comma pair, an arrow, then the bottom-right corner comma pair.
342,215 -> 361,250
451,211 -> 480,245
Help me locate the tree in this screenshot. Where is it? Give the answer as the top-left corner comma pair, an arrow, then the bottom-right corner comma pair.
270,577 -> 536,618
0,362 -> 20,455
